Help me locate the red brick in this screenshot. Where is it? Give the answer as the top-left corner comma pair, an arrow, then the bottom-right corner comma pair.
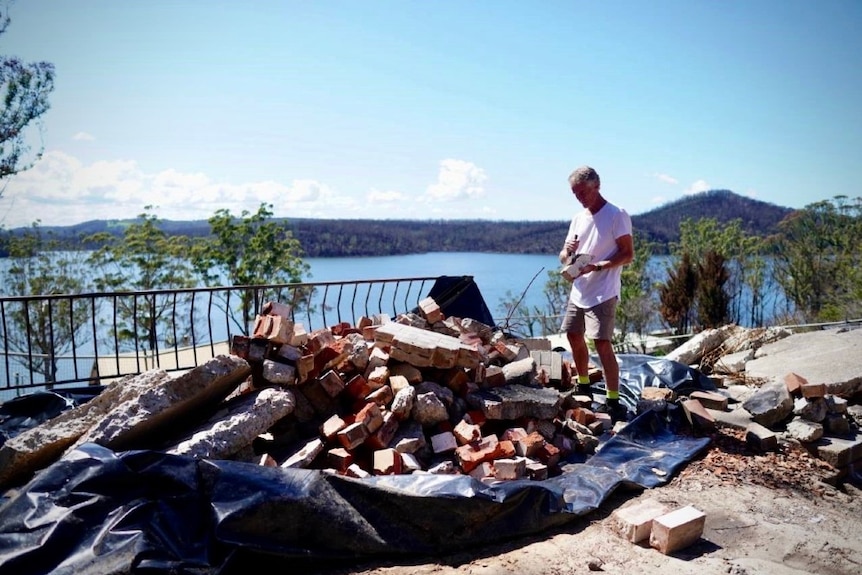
320,413 -> 348,442
784,372 -> 807,396
455,435 -> 505,473
356,402 -> 384,434
366,411 -> 399,450
514,431 -> 545,458
345,374 -> 372,399
372,448 -> 403,475
337,422 -> 369,450
453,419 -> 482,444
327,447 -> 354,472
318,369 -> 345,398
801,382 -> 826,399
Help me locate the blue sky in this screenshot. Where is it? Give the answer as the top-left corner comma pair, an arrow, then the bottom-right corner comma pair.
1,1 -> 860,228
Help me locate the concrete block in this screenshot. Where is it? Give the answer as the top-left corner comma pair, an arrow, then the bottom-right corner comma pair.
690,390 -> 728,411
281,438 -> 324,469
612,497 -> 671,543
494,456 -> 527,480
815,430 -> 862,468
745,422 -> 778,452
650,505 -> 706,555
682,399 -> 716,431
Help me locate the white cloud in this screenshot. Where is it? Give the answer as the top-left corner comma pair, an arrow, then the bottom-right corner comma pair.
72,131 -> 95,141
684,179 -> 711,195
653,173 -> 678,185
425,159 -> 487,201
0,150 -> 355,228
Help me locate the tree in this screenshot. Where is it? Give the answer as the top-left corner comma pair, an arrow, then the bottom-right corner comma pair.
770,196 -> 862,322
189,203 -> 310,336
659,252 -> 697,335
86,207 -> 197,353
0,4 -> 55,183
0,222 -> 91,383
696,250 -> 730,329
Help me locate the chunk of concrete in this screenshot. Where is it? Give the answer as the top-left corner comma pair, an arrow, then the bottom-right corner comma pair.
167,387 -> 295,459
466,384 -> 562,421
0,369 -> 173,490
786,416 -> 824,443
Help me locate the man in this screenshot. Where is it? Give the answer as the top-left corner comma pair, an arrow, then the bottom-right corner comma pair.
559,166 -> 633,421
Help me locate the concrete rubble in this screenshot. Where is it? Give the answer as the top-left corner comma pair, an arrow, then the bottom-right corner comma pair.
664,324 -> 862,486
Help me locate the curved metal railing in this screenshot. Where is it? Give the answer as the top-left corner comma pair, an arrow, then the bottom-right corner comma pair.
0,276 -> 441,398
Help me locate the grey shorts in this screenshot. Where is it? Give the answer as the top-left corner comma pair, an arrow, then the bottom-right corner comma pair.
560,297 -> 618,341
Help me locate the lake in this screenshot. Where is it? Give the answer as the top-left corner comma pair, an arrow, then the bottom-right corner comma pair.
304,252 -> 562,323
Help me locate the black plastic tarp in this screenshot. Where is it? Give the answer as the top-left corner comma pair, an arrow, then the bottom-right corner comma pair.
0,354 -> 713,574
417,275 -> 496,327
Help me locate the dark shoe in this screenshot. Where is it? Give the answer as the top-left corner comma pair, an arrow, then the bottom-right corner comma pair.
575,383 -> 594,399
607,402 -> 630,425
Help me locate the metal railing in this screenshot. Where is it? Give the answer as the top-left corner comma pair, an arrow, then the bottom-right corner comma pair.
0,275 -> 441,398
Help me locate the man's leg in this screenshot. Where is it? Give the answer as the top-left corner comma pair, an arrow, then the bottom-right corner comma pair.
568,331 -> 590,380
594,339 -> 619,395
561,301 -> 592,396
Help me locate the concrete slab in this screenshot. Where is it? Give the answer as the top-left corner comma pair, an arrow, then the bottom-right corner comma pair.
744,327 -> 862,397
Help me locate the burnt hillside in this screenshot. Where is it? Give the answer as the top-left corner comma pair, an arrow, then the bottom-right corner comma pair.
5,190 -> 796,257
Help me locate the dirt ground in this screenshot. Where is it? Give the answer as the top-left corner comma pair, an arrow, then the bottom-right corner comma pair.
290,427 -> 862,575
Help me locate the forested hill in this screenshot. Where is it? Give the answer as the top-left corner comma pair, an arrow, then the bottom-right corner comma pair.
12,190 -> 795,257
633,189 -> 794,248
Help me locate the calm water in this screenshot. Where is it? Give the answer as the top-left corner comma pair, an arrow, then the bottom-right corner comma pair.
304,252 -> 562,323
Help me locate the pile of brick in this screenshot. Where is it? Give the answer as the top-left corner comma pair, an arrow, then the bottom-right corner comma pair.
230,297 -> 616,482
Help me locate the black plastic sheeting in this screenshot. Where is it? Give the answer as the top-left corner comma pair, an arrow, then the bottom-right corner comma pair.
0,355 -> 713,575
418,275 -> 496,327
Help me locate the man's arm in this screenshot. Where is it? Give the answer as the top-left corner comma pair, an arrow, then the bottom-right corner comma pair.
588,233 -> 633,272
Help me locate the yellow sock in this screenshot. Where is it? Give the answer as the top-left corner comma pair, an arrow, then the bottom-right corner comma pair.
606,389 -> 619,400
577,375 -> 590,386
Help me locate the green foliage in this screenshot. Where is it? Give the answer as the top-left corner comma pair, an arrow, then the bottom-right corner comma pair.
1,222 -> 91,381
770,196 -> 862,322
663,216 -> 768,330
616,233 -> 656,350
86,206 -> 197,351
189,203 -> 310,335
0,6 -> 55,182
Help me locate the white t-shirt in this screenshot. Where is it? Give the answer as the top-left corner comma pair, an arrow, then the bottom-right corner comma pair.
565,201 -> 632,308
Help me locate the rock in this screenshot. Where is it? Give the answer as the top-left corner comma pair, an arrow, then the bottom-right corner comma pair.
793,397 -> 828,423
412,391 -> 449,427
786,416 -> 824,443
823,414 -> 851,436
742,381 -> 793,428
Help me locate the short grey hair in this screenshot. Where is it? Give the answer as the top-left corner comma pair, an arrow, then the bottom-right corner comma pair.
568,165 -> 600,188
